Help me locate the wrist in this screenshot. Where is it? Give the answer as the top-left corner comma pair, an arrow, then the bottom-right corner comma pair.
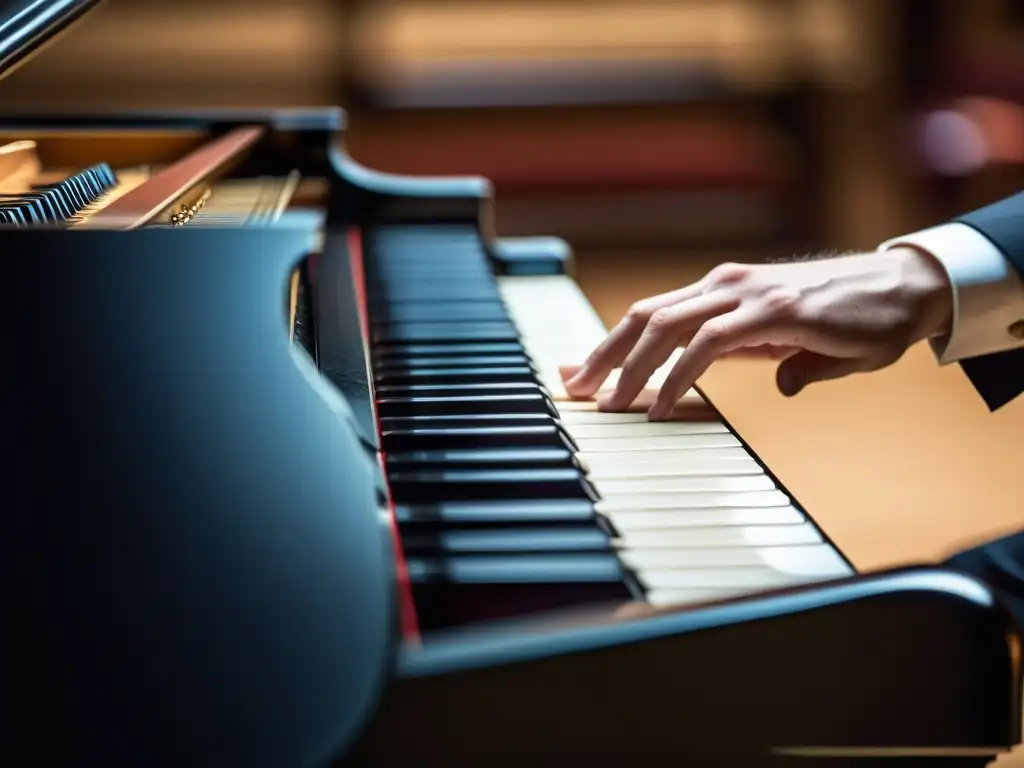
888,246 -> 954,342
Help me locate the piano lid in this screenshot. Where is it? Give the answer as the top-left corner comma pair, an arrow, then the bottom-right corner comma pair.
0,0 -> 103,81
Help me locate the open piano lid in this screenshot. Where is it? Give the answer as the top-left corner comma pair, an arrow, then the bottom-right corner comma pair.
0,0 -> 101,79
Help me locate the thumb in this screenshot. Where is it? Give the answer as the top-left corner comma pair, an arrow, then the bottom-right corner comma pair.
776,351 -> 868,396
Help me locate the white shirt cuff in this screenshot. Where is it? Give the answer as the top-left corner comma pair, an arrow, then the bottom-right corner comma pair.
879,222 -> 1024,364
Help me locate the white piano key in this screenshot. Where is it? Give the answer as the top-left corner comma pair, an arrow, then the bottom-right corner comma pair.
596,490 -> 789,512
576,433 -> 741,451
583,457 -> 764,478
559,410 -> 684,425
637,567 -> 810,591
594,475 -> 775,495
619,544 -> 852,576
497,276 -> 606,358
566,421 -> 729,438
579,446 -> 756,468
554,391 -> 707,411
602,506 -> 806,530
615,522 -> 824,549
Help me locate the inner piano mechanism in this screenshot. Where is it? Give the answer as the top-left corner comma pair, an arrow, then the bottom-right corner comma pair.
0,132 -> 313,230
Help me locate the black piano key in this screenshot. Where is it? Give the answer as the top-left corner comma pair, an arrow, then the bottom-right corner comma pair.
374,367 -> 540,387
380,424 -> 575,451
387,468 -> 596,503
374,355 -> 532,369
367,287 -> 500,304
407,553 -> 627,584
393,498 -> 603,527
373,342 -> 526,358
375,382 -> 549,399
372,321 -> 519,344
401,527 -> 614,555
366,275 -> 497,289
368,267 -> 494,282
379,413 -> 554,429
407,554 -> 636,631
385,447 -> 579,470
368,223 -> 481,244
376,394 -> 559,418
368,301 -> 509,323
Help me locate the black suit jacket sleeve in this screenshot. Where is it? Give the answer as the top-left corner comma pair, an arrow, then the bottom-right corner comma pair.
951,191 -> 1024,410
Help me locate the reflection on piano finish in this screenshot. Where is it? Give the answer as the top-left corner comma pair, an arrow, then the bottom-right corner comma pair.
3,104 -> 1021,767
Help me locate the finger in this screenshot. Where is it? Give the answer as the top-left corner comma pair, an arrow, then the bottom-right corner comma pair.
596,325 -> 678,411
648,306 -> 767,420
563,282 -> 710,397
598,293 -> 737,411
719,344 -> 800,360
561,315 -> 646,398
775,351 -> 874,396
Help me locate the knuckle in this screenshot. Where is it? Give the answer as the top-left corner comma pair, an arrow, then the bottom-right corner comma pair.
761,288 -> 802,317
708,261 -> 751,285
647,308 -> 676,331
625,300 -> 656,323
696,319 -> 728,346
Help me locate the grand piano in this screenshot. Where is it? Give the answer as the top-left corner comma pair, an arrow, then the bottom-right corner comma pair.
2,1 -> 1021,766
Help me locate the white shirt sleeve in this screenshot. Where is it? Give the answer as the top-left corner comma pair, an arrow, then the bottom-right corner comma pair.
879,222 -> 1024,364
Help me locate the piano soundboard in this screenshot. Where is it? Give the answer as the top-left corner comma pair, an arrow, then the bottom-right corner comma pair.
1,107 -> 1019,768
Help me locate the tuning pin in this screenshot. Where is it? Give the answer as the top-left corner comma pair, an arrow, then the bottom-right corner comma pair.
0,193 -> 61,223
40,188 -> 74,220
0,202 -> 37,226
75,170 -> 100,199
61,176 -> 89,208
92,163 -> 117,189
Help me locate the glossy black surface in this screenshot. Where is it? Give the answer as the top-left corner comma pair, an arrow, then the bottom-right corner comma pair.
348,568 -> 1022,766
2,226 -> 392,766
0,0 -> 100,78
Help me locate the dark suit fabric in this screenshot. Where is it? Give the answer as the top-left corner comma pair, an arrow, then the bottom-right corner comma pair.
944,530 -> 1024,635
954,191 -> 1024,410
941,193 -> 1024,633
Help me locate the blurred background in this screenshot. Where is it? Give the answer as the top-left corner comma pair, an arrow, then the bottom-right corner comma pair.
2,0 -> 1022,254
3,1 -> 1021,759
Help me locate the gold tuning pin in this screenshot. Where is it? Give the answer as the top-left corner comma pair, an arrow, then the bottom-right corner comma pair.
170,188 -> 211,226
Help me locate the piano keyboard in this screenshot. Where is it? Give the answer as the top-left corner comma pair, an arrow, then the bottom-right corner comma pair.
362,225 -> 853,632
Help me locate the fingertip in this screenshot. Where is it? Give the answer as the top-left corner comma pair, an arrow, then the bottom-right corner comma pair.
563,376 -> 595,400
596,391 -> 621,412
647,404 -> 669,422
558,363 -> 584,383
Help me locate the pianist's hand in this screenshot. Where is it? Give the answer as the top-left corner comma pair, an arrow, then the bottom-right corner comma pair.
562,247 -> 953,420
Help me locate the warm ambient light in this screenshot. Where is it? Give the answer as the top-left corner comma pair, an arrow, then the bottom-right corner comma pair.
921,97 -> 1024,176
